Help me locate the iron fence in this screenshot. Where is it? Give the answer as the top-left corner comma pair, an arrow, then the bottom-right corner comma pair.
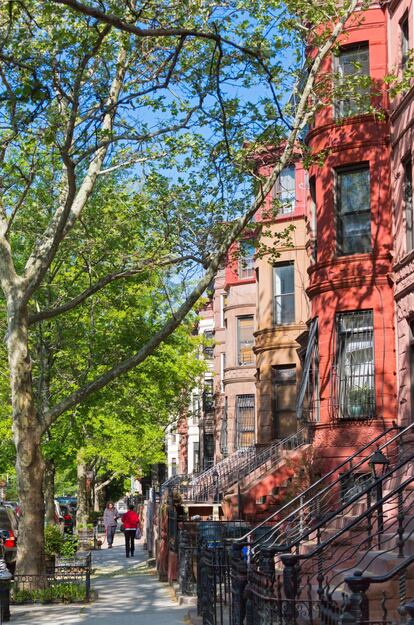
11,554 -> 91,605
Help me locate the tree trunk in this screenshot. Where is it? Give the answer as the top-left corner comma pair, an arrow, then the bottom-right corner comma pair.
44,458 -> 56,525
76,459 -> 89,526
7,301 -> 45,577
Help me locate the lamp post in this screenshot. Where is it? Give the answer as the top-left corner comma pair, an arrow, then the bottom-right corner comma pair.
369,449 -> 389,549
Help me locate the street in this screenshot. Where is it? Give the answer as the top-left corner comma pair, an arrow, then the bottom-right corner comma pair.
11,534 -> 189,625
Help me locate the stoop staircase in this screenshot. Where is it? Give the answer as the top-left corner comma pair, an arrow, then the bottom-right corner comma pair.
226,421 -> 414,625
165,428 -> 310,509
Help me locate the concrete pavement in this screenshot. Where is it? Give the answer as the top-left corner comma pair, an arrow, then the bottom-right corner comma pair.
11,533 -> 189,625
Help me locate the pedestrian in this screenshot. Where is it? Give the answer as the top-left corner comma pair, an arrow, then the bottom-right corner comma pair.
121,504 -> 140,558
103,501 -> 118,548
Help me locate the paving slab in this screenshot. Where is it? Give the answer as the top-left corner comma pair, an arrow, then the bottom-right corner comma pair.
11,534 -> 189,625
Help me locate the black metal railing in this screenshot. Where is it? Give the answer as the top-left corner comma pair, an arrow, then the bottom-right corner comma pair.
187,428 -> 309,504
11,552 -> 92,605
198,422 -> 414,625
237,453 -> 414,625
196,521 -> 256,625
235,422 -> 409,552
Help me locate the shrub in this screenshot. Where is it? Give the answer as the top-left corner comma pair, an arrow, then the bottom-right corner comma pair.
44,525 -> 63,557
12,582 -> 87,604
60,535 -> 78,558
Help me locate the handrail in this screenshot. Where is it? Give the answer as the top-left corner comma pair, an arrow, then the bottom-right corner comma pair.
346,554 -> 414,586
281,451 -> 414,562
254,420 -> 414,550
186,428 -> 308,503
223,428 -> 308,493
234,421 -> 403,544
190,446 -> 256,487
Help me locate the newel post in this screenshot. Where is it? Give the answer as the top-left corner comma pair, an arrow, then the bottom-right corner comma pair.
340,570 -> 370,625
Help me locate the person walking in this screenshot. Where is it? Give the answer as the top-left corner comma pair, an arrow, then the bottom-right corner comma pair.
121,504 -> 140,558
103,501 -> 118,548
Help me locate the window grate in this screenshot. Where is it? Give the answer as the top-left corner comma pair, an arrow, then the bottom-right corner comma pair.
235,394 -> 255,449
237,316 -> 254,365
335,310 -> 375,420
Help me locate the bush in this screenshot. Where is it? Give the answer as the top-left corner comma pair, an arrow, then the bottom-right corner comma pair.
60,535 -> 78,558
13,582 -> 87,604
44,525 -> 63,557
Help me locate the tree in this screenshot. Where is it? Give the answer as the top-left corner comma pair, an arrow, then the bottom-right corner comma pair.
0,0 -> 361,575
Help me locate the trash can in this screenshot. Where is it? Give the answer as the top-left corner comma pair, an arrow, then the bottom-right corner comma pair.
0,559 -> 12,623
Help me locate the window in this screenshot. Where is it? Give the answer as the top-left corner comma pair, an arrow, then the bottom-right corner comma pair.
203,434 -> 215,469
238,240 -> 255,279
237,316 -> 254,365
220,352 -> 226,392
273,165 -> 296,214
220,293 -> 226,327
193,442 -> 200,474
336,165 -> 371,256
203,330 -> 214,359
235,394 -> 255,448
404,158 -> 413,252
272,366 -> 297,438
192,394 -> 200,421
273,263 -> 295,325
336,310 -> 375,419
203,379 -> 214,413
171,458 -> 177,477
335,44 -> 370,118
401,13 -> 409,71
409,321 -> 414,424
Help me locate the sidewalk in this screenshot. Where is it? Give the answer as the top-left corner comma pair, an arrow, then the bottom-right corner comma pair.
11,534 -> 189,625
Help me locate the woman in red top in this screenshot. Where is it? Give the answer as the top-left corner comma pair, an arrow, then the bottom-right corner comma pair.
121,504 -> 140,557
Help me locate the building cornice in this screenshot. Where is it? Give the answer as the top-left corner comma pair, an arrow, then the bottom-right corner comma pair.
224,303 -> 255,314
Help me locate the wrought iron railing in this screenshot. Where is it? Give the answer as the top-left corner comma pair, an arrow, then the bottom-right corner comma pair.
196,441 -> 414,625
180,427 -> 309,503
235,422 -> 408,551
274,463 -> 414,625
11,552 -> 92,605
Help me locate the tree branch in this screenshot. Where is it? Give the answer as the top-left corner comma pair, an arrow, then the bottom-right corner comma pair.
40,0 -> 359,432
51,0 -> 267,61
95,472 -> 118,492
28,254 -> 201,325
21,45 -> 128,307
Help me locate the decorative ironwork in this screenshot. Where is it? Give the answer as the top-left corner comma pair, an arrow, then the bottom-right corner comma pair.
178,526 -> 196,596
238,422 -> 411,555
11,553 -> 92,604
190,422 -> 414,625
